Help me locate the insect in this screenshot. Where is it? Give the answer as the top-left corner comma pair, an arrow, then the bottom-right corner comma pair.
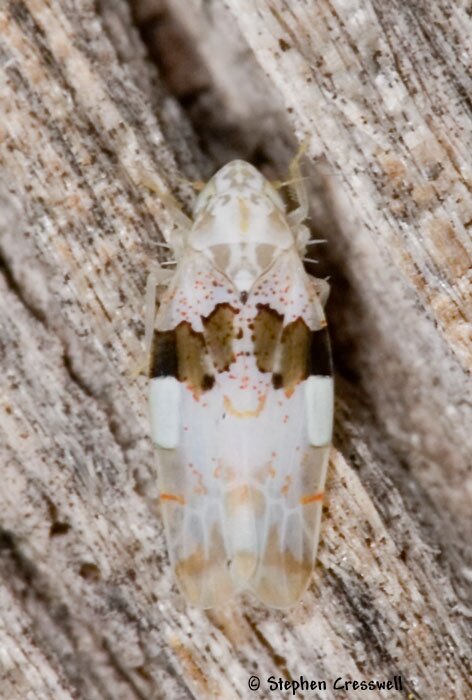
145,154 -> 333,608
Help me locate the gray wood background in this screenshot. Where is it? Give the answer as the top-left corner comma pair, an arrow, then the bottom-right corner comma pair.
0,1 -> 471,698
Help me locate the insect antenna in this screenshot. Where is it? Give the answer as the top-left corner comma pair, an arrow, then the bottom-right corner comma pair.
272,175 -> 310,191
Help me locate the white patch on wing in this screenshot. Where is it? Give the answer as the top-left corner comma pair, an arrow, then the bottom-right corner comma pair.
305,376 -> 334,447
149,377 -> 181,449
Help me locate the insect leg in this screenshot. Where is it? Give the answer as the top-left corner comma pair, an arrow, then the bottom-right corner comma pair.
286,138 -> 310,227
138,167 -> 193,235
129,263 -> 174,379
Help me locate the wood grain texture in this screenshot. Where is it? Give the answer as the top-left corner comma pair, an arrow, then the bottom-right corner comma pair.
0,1 -> 471,699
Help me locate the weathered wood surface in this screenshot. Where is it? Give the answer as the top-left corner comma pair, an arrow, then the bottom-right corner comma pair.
0,1 -> 471,698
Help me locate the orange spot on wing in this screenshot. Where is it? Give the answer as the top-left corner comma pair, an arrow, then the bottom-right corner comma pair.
223,466 -> 236,481
300,490 -> 325,505
189,465 -> 208,495
225,484 -> 265,516
160,492 -> 186,505
223,393 -> 267,418
281,475 -> 292,495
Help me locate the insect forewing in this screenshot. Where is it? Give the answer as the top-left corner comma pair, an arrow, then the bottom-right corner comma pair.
149,248 -> 333,608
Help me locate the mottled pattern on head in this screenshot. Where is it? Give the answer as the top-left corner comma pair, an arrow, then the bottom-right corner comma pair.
190,161 -> 294,294
193,160 -> 284,216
